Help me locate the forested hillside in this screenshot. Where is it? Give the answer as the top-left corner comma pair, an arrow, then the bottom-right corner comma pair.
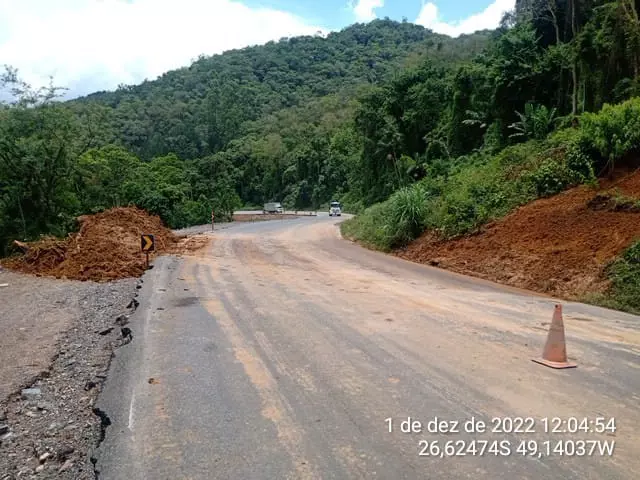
75,20 -> 488,161
341,1 -> 640,311
0,19 -> 488,248
342,0 -> 640,239
2,0 -> 640,298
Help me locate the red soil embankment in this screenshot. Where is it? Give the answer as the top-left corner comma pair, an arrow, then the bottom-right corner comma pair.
397,170 -> 640,298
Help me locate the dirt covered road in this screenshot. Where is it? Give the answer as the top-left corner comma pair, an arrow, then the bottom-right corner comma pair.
97,215 -> 640,479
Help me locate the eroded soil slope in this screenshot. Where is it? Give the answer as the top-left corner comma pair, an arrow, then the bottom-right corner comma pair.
398,170 -> 640,299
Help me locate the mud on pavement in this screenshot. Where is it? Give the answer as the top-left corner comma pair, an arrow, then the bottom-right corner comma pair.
0,267 -> 137,479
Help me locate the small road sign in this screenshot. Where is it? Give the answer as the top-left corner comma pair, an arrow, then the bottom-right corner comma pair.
141,234 -> 155,253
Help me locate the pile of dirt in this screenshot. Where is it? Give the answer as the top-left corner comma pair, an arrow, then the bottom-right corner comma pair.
2,207 -> 178,281
397,170 -> 640,299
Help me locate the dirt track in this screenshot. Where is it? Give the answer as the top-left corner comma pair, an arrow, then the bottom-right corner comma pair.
398,170 -> 640,299
96,215 -> 640,479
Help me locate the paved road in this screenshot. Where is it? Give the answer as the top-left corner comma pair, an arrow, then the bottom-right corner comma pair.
97,214 -> 640,479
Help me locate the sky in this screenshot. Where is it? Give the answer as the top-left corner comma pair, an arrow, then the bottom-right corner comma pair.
0,0 -> 514,99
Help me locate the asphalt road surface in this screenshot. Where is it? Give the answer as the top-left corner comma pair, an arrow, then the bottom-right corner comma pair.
97,214 -> 640,479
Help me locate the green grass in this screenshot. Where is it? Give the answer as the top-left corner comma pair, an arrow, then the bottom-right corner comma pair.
609,190 -> 640,212
341,185 -> 429,251
341,202 -> 396,251
586,241 -> 640,314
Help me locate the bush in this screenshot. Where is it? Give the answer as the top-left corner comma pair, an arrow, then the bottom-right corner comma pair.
546,126 -> 581,148
341,201 -> 395,251
565,142 -> 597,185
596,241 -> 640,314
338,191 -> 365,214
343,125 -> 600,251
522,139 -> 596,197
423,152 -> 536,237
579,97 -> 640,174
495,140 -> 544,169
385,185 -> 428,247
341,184 -> 428,251
524,159 -> 574,197
171,200 -> 210,229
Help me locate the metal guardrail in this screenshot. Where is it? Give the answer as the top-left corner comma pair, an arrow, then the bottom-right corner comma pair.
289,211 -> 317,216
232,211 -> 319,222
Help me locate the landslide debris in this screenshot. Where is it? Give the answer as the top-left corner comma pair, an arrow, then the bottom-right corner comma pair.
397,170 -> 640,299
2,207 -> 178,282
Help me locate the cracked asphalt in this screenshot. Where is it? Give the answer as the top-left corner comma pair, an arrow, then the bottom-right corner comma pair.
96,214 -> 640,479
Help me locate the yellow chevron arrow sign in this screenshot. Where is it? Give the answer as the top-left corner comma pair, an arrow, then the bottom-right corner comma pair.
141,234 -> 155,253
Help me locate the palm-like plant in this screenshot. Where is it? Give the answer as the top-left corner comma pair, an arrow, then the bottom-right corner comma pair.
462,109 -> 488,130
508,103 -> 558,140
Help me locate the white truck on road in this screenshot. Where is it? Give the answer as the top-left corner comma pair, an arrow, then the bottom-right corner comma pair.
329,201 -> 342,216
263,202 -> 284,214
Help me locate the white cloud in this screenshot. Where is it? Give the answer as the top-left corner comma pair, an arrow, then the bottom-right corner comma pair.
351,0 -> 384,23
0,0 -> 326,98
415,0 -> 514,37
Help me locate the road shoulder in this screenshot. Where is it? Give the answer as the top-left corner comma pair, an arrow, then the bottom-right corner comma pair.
0,268 -> 136,479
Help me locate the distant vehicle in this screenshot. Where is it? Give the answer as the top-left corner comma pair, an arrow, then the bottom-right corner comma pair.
329,201 -> 342,217
263,202 -> 284,214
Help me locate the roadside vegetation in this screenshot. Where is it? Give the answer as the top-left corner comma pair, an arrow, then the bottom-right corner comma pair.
2,2 -> 640,311
342,109 -> 613,252
1,21 -> 486,253
343,97 -> 640,312
585,241 -> 640,314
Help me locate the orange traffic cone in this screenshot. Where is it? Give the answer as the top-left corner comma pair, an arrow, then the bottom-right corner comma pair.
532,304 -> 577,369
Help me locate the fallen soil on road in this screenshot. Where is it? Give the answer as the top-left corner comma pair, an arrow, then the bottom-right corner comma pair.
171,234 -> 212,255
397,169 -> 640,299
2,207 -> 177,282
0,267 -> 136,479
